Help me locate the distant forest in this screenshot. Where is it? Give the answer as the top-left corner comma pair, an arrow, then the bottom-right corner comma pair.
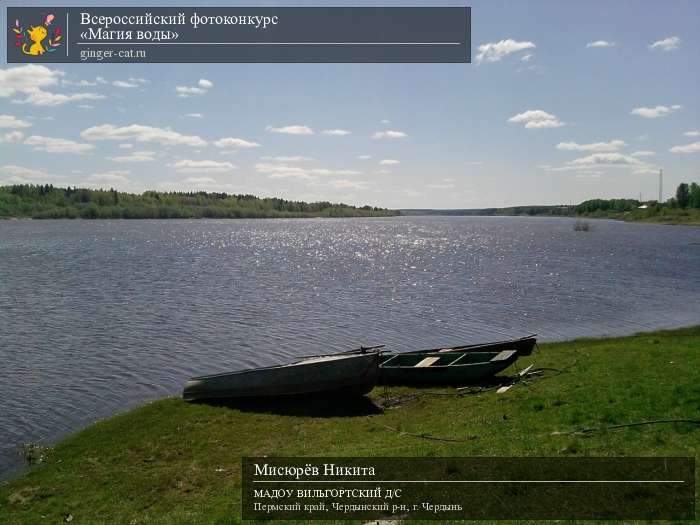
0,184 -> 397,219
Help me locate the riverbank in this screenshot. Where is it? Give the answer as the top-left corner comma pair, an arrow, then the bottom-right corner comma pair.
578,207 -> 700,226
1,326 -> 699,524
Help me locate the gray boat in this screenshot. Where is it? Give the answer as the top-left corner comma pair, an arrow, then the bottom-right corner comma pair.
183,352 -> 380,402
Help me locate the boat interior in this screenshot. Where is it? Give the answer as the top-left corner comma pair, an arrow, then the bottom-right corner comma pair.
380,351 -> 507,368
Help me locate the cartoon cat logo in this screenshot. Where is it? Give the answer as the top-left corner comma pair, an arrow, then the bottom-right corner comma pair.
11,14 -> 62,57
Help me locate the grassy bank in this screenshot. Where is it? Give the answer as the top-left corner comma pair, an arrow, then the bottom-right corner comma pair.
578,207 -> 700,226
1,327 -> 699,524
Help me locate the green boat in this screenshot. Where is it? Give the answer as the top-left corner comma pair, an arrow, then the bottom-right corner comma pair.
183,352 -> 380,402
378,350 -> 519,386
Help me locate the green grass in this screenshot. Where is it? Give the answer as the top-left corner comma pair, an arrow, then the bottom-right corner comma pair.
578,207 -> 700,225
1,327 -> 699,524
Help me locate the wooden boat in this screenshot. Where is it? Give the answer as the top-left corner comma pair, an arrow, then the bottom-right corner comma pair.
405,335 -> 537,357
378,350 -> 519,386
183,352 -> 380,402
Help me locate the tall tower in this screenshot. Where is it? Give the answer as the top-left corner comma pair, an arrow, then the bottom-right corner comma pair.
658,169 -> 663,203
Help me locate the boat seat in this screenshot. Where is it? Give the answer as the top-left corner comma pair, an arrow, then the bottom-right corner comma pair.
414,356 -> 440,368
491,350 -> 517,361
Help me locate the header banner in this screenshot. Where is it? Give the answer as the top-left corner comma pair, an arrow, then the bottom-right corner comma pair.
7,7 -> 471,63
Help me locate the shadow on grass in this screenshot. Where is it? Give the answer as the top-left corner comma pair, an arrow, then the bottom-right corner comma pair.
193,394 -> 383,417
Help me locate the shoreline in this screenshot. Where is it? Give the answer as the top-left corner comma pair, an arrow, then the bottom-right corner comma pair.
2,326 -> 698,523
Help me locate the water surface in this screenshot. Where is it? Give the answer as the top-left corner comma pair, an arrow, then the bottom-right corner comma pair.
1,216 -> 699,478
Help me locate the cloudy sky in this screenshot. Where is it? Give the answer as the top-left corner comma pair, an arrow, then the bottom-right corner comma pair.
1,0 -> 699,208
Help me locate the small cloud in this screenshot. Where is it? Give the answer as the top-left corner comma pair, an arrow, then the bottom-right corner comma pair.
118,143 -> 133,149
0,114 -> 31,129
331,179 -> 369,190
266,125 -> 314,135
372,130 -> 407,139
380,119 -> 391,124
172,159 -> 236,173
508,110 -> 564,129
521,53 -> 533,62
0,131 -> 25,143
357,155 -> 372,160
175,78 -> 213,97
648,36 -> 681,51
77,104 -> 94,110
556,140 -> 626,152
112,78 -> 148,89
0,164 -> 51,183
108,150 -> 156,162
24,135 -> 94,154
321,129 -> 351,136
475,39 -> 535,64
569,153 -> 644,167
669,142 -> 700,154
259,156 -> 313,162
89,170 -> 130,184
630,105 -> 682,118
183,113 -> 203,119
468,161 -> 484,166
630,150 -> 655,157
213,137 -> 261,149
426,183 -> 455,189
81,124 -> 206,147
586,40 -> 615,48
379,159 -> 400,165
684,130 -> 700,137
184,176 -> 217,185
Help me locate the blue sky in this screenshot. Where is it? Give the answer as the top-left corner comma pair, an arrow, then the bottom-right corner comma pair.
1,0 -> 699,208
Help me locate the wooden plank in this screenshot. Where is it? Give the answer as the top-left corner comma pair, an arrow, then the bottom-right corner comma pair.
415,357 -> 440,368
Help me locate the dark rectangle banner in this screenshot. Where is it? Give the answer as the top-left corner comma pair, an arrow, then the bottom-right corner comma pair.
7,7 -> 471,63
242,456 -> 695,520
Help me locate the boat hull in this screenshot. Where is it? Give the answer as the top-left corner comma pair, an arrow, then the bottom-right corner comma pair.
183,353 -> 380,402
379,350 -> 518,386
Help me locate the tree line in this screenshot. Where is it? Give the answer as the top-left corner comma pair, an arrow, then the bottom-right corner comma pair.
576,182 -> 700,215
0,184 -> 397,219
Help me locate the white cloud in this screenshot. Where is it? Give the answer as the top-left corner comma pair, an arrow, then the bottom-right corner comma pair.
81,124 -> 206,147
508,110 -> 564,129
556,140 -> 626,152
475,39 -> 535,64
379,159 -> 400,165
630,105 -> 682,118
24,135 -> 94,154
213,137 -> 261,149
259,156 -> 313,162
426,183 -> 456,189
0,114 -> 31,129
266,125 -> 314,135
175,79 -> 213,97
321,129 -> 351,136
630,150 -> 655,157
569,153 -> 644,167
372,130 -> 407,139
0,66 -> 106,106
648,36 -> 681,51
357,155 -> 372,160
113,78 -> 148,88
380,119 -> 391,124
183,113 -> 203,118
89,170 -> 131,184
521,54 -> 533,62
255,163 -> 360,181
331,179 -> 369,190
108,150 -> 156,162
669,142 -> 700,154
183,176 -> 217,185
172,159 -> 236,173
684,131 -> 700,137
586,40 -> 615,48
77,104 -> 94,110
0,164 -> 55,183
0,131 -> 25,143
119,143 -> 133,149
